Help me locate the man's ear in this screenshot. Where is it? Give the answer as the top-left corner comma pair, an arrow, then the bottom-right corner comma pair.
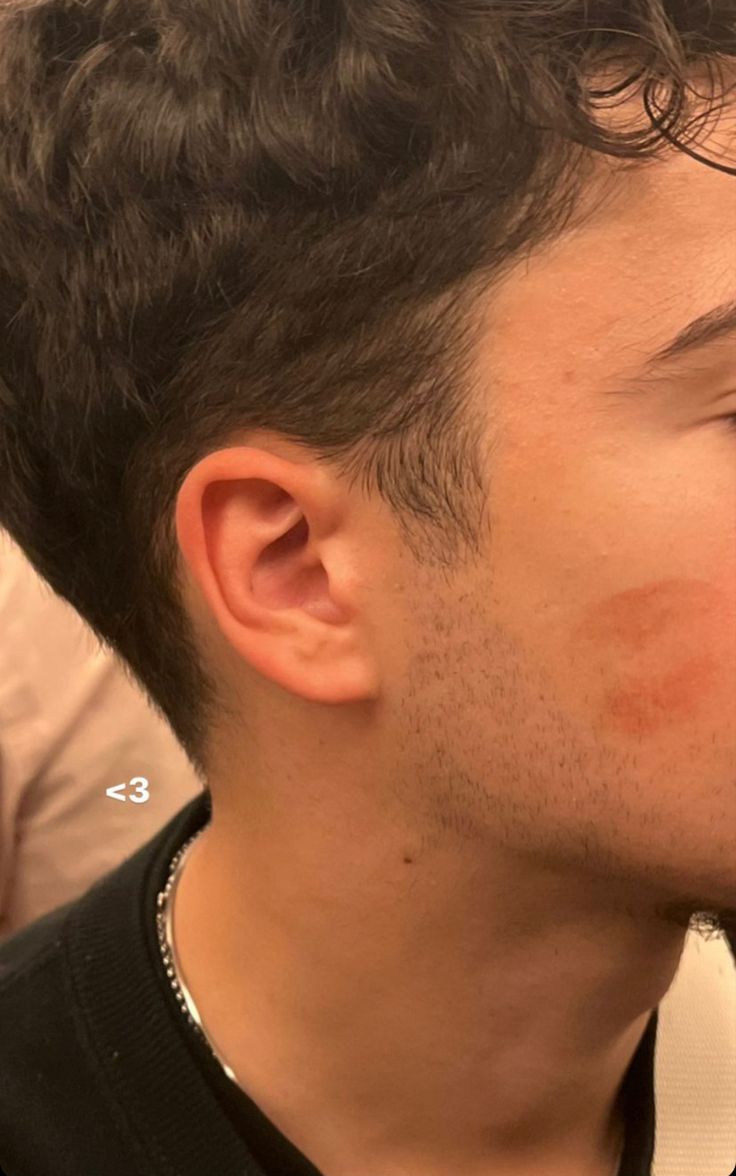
175,445 -> 381,705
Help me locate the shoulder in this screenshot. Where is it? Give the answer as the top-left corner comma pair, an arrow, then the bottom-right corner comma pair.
0,900 -> 145,1173
0,901 -> 95,1152
0,897 -> 72,991
0,899 -> 80,1081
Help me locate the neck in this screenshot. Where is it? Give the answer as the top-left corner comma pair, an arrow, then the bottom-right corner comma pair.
172,784 -> 685,1176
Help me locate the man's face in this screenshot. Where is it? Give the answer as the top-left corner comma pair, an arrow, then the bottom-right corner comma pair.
391,115 -> 736,919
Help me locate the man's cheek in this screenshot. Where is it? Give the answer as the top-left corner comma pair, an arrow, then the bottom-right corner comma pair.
569,579 -> 733,741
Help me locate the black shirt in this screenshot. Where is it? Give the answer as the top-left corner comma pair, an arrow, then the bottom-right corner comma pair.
0,792 -> 727,1176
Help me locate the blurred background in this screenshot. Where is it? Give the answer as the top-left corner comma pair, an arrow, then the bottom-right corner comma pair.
0,527 -> 201,941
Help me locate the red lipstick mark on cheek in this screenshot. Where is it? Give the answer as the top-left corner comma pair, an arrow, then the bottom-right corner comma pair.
572,580 -> 727,739
601,654 -> 719,738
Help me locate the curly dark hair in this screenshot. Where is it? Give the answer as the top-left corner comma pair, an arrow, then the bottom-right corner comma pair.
0,0 -> 734,780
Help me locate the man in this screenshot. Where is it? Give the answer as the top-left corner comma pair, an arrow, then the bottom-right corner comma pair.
0,2 -> 734,1175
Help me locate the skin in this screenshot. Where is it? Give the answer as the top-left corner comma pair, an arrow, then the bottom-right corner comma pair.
575,579 -> 727,741
172,94 -> 736,1176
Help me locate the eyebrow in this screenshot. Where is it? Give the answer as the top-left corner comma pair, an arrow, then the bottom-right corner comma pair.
639,299 -> 736,373
606,297 -> 736,398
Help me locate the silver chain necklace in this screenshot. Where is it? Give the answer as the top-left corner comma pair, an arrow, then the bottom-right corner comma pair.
156,828 -> 239,1085
156,832 -> 625,1176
